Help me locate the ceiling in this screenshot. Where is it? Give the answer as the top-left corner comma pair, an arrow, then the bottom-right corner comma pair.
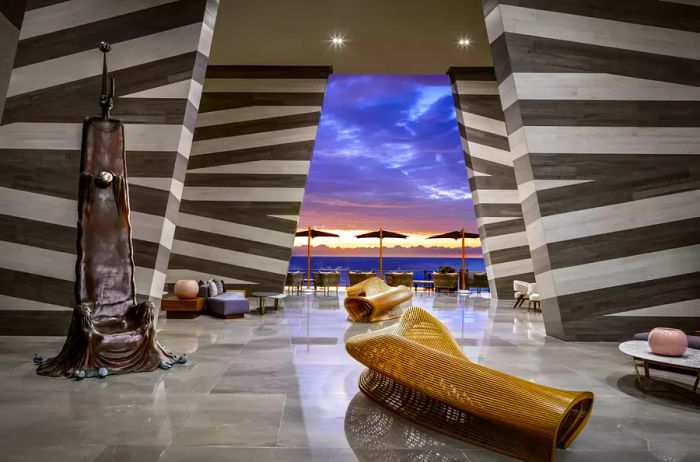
209,0 -> 492,74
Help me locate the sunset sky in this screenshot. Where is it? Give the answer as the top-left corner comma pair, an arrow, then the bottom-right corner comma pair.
294,75 -> 479,257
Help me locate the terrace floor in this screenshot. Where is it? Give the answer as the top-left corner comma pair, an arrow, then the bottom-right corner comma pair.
1,292 -> 699,461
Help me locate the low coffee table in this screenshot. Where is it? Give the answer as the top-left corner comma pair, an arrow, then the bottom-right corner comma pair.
619,340 -> 700,392
251,292 -> 286,315
161,296 -> 205,319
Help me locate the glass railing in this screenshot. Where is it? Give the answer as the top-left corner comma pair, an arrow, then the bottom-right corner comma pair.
287,268 -> 486,290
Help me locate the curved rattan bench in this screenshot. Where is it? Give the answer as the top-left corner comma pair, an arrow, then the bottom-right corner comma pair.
344,277 -> 413,322
345,307 -> 594,462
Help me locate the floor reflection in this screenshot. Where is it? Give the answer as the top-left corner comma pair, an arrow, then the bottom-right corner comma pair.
344,392 -> 467,462
1,292 -> 698,461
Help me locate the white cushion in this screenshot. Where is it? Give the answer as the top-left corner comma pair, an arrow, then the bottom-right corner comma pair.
529,293 -> 540,301
513,280 -> 530,293
208,280 -> 219,297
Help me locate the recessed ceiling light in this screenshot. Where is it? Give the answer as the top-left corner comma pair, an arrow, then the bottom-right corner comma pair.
329,33 -> 346,48
457,37 -> 471,48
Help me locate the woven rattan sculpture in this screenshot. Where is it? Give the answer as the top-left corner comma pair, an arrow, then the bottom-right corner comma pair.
344,277 -> 413,322
345,307 -> 594,462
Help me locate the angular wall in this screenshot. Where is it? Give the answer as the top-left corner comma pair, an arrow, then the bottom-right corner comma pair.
482,0 -> 700,339
167,66 -> 331,293
0,0 -> 219,335
448,67 -> 535,299
0,2 -> 26,120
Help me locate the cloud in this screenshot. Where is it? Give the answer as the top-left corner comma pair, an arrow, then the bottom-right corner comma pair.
299,75 -> 476,239
417,185 -> 472,201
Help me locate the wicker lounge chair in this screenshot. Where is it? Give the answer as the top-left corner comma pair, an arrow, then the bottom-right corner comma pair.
344,277 -> 413,322
313,271 -> 340,294
285,271 -> 304,294
471,271 -> 489,293
345,307 -> 594,462
385,272 -> 414,287
432,272 -> 458,292
348,271 -> 375,287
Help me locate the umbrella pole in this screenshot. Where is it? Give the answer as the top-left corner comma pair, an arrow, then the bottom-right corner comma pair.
379,228 -> 383,278
458,227 -> 471,295
306,226 -> 312,290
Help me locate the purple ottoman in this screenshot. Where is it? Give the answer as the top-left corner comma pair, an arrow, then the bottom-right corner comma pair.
208,292 -> 250,319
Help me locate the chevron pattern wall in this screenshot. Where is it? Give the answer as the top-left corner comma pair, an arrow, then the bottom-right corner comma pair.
482,0 -> 700,340
0,0 -> 219,335
448,67 -> 535,299
0,1 -> 26,119
167,66 -> 331,294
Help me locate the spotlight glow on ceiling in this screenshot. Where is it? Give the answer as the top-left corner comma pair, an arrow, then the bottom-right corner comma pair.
329,33 -> 346,48
457,37 -> 471,48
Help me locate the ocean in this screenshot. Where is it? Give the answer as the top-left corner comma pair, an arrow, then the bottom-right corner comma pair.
289,256 -> 486,285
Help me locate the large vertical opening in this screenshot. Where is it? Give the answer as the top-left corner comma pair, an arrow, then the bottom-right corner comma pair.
291,74 -> 484,290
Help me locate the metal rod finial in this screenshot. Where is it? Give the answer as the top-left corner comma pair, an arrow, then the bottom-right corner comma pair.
98,42 -> 114,119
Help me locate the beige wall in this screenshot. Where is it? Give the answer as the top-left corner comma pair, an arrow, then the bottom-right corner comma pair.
210,0 -> 491,73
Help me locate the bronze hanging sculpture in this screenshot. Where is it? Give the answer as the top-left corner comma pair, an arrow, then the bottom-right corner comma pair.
34,42 -> 185,379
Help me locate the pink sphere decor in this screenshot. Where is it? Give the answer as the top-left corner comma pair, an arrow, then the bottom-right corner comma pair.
174,279 -> 199,299
648,327 -> 688,357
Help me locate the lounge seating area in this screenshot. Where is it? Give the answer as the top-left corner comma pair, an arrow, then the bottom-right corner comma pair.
285,268 -> 491,296
197,281 -> 250,319
3,2 -> 698,462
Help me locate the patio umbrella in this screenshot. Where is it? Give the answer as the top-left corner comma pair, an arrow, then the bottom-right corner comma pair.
355,227 -> 408,277
295,226 -> 339,289
427,228 -> 480,293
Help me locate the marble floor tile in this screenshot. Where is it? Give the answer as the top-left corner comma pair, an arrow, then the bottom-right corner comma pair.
0,293 -> 698,461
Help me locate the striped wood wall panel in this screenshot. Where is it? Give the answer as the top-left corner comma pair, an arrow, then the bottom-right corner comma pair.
448,67 -> 535,299
166,66 -> 332,294
0,1 -> 26,119
0,0 -> 219,335
482,0 -> 700,340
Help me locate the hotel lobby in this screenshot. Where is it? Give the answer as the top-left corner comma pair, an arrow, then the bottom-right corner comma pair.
0,1 -> 699,461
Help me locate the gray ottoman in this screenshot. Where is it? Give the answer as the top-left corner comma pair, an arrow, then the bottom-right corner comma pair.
208,292 -> 250,319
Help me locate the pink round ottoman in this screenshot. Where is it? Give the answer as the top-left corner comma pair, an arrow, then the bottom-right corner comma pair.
648,327 -> 688,357
174,279 -> 199,299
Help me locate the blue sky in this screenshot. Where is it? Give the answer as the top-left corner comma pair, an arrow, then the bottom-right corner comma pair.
295,75 -> 478,256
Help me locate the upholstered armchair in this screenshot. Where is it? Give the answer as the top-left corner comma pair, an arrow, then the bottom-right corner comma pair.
432,272 -> 458,292
527,283 -> 541,311
344,277 -> 413,322
346,307 -> 594,462
513,280 -> 531,308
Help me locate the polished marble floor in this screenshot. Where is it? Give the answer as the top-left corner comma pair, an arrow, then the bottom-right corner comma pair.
1,292 -> 698,462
